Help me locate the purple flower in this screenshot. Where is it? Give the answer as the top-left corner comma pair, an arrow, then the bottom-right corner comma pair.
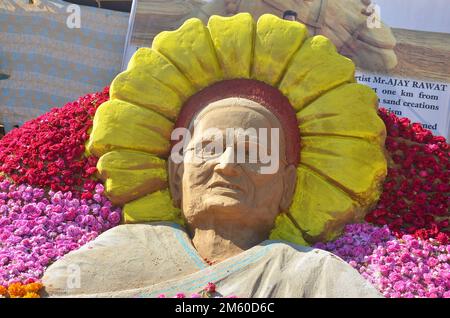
313,222 -> 450,298
0,181 -> 122,286
108,211 -> 121,225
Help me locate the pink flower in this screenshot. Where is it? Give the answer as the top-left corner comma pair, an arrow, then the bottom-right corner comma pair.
427,257 -> 439,267
393,281 -> 406,292
314,222 -> 450,298
107,212 -> 121,225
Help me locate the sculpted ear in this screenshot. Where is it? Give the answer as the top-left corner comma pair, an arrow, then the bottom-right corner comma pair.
280,164 -> 297,212
168,156 -> 184,208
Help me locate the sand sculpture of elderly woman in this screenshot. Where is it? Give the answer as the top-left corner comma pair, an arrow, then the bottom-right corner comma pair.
42,13 -> 388,297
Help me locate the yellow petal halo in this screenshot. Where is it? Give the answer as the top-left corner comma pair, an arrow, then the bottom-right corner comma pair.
110,48 -> 195,121
270,213 -> 308,246
86,100 -> 173,158
279,35 -> 356,111
152,18 -> 223,89
252,14 -> 308,86
289,166 -> 360,242
97,150 -> 167,205
123,190 -> 183,225
297,83 -> 385,144
207,13 -> 255,79
87,13 -> 387,245
300,137 -> 386,206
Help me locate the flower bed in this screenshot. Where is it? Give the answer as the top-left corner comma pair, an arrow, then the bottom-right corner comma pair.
0,88 -> 448,297
0,180 -> 121,288
315,223 -> 450,298
0,87 -> 109,195
368,109 -> 449,240
0,282 -> 43,298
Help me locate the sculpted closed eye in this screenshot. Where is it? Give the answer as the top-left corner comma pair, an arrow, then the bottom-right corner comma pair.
201,139 -> 221,158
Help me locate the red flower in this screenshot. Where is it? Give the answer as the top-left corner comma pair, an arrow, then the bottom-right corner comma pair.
436,232 -> 449,244
81,192 -> 93,200
0,87 -> 110,196
366,108 -> 449,240
204,282 -> 216,293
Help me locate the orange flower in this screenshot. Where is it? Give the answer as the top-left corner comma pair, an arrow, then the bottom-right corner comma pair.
2,282 -> 44,298
8,282 -> 26,298
24,282 -> 43,294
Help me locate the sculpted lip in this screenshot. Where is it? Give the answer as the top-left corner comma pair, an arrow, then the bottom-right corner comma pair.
208,181 -> 244,193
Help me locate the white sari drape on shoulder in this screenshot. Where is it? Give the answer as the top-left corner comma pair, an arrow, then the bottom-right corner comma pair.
42,222 -> 381,298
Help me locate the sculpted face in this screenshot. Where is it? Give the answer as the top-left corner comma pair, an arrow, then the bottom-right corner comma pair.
169,98 -> 297,243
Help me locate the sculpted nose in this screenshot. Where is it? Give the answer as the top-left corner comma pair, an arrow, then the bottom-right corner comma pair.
214,146 -> 239,176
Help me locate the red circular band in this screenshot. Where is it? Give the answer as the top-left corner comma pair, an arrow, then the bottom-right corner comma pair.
173,79 -> 300,166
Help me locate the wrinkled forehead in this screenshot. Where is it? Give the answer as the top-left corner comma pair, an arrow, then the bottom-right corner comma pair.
189,98 -> 285,139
